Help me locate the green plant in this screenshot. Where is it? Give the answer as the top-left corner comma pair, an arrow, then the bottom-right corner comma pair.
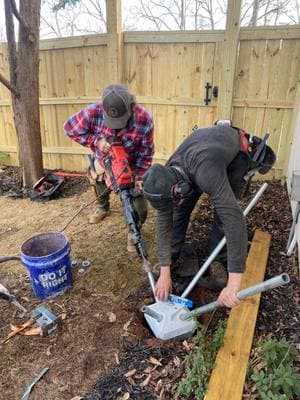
176,320 -> 226,399
250,338 -> 300,400
261,339 -> 297,370
279,175 -> 288,185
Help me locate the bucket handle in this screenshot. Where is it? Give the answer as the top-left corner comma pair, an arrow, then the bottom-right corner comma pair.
0,255 -> 21,264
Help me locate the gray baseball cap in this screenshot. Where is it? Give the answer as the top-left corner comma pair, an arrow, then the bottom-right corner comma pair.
102,84 -> 134,129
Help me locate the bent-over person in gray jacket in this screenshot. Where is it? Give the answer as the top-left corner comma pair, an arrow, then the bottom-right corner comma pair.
143,124 -> 275,308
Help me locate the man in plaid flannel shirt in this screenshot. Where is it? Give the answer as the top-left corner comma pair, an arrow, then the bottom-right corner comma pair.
64,84 -> 154,251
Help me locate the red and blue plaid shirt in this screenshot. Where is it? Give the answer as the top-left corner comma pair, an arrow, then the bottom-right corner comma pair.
64,101 -> 154,180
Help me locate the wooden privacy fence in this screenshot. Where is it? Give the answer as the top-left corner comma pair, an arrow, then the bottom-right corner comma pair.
0,0 -> 299,175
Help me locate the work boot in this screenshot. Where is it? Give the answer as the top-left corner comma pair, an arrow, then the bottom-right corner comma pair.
197,261 -> 227,291
172,244 -> 199,278
88,209 -> 110,224
127,233 -> 136,253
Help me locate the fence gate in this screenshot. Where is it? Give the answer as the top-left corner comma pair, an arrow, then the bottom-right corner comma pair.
123,33 -> 222,163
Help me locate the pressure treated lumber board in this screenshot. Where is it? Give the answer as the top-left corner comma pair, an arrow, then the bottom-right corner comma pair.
204,230 -> 271,400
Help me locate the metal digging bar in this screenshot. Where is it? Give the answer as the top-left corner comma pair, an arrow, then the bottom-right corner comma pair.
181,273 -> 290,321
181,182 -> 268,299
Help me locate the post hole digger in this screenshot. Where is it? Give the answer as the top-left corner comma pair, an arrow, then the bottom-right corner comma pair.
141,183 -> 290,340
99,138 -> 290,341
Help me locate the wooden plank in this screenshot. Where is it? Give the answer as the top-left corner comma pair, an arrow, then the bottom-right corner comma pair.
212,42 -> 222,97
261,108 -> 283,169
124,43 -> 153,95
39,34 -> 107,50
240,25 -> 300,41
205,230 -> 272,400
106,33 -> 124,82
124,31 -> 225,44
106,0 -> 123,82
233,99 -> 293,109
233,40 -> 253,101
106,0 -> 121,34
0,145 -> 88,155
0,45 -> 10,101
51,49 -> 67,97
287,72 -> 300,178
217,0 -> 242,119
280,109 -> 294,175
0,97 -> 291,108
285,40 -> 300,102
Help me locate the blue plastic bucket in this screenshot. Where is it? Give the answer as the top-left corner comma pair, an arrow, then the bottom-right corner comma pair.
20,231 -> 72,300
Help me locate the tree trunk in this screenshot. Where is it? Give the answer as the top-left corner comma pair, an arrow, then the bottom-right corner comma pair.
5,0 -> 44,188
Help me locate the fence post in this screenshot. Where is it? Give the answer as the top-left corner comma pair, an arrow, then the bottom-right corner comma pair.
106,0 -> 124,83
216,0 -> 242,120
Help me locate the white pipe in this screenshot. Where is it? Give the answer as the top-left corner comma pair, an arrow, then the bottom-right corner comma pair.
287,233 -> 297,256
181,183 -> 268,299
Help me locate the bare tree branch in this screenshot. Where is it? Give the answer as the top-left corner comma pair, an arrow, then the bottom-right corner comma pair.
133,1 -> 174,30
40,14 -> 62,37
250,0 -> 259,26
0,72 -> 20,96
4,0 -> 17,86
8,0 -> 31,32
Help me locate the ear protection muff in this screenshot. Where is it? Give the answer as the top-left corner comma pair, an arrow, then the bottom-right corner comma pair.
143,164 -> 194,206
171,181 -> 193,200
169,166 -> 194,201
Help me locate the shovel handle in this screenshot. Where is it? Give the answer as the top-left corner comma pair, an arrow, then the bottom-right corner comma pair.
0,255 -> 21,264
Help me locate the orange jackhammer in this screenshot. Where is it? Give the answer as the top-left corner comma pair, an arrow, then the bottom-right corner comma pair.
102,136 -> 156,293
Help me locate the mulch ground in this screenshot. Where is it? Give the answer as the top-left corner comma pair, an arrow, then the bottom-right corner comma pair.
0,166 -> 299,399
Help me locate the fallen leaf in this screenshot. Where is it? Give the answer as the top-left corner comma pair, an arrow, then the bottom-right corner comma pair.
70,397 -> 83,400
46,346 -> 52,356
60,313 -> 67,320
149,357 -> 162,366
126,376 -> 135,386
182,340 -> 191,351
155,379 -> 163,392
114,352 -> 120,365
124,369 -> 136,378
159,386 -> 165,399
140,374 -> 151,387
252,361 -> 266,374
58,384 -> 69,392
173,356 -> 181,367
123,318 -> 132,331
107,312 -> 117,323
21,296 -> 30,303
117,393 -> 130,400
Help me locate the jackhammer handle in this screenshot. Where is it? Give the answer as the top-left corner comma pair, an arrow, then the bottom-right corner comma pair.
181,273 -> 290,320
0,255 -> 21,264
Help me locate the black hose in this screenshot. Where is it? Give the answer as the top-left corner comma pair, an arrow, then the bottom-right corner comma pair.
0,256 -> 21,264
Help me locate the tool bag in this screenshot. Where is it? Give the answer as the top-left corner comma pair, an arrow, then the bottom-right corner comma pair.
215,120 -> 276,175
